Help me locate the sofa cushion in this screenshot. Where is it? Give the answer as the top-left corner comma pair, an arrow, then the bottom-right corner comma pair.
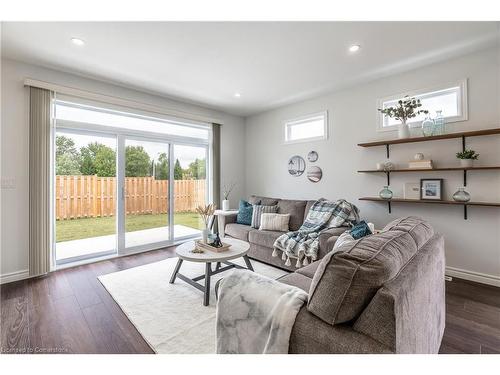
304,200 -> 316,218
248,195 -> 279,206
277,199 -> 307,231
318,227 -> 348,254
278,272 -> 312,292
225,223 -> 254,241
236,200 -> 253,225
296,261 -> 320,278
383,216 -> 434,249
307,217 -> 434,325
248,229 -> 283,249
251,204 -> 278,229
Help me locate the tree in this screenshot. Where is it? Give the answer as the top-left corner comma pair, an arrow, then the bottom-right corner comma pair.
174,159 -> 183,180
80,142 -> 116,177
155,152 -> 169,180
125,146 -> 151,177
55,135 -> 81,175
187,158 -> 206,179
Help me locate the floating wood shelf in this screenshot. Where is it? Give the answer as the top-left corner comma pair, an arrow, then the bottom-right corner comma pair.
358,166 -> 500,186
357,127 -> 500,148
358,127 -> 500,219
358,166 -> 500,173
359,197 -> 500,219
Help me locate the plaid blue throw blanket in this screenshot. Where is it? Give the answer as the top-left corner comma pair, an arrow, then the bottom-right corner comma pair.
273,199 -> 359,268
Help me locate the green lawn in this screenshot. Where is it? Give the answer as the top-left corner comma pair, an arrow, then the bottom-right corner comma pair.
56,212 -> 203,242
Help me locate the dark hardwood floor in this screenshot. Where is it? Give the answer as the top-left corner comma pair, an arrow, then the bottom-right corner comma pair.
1,246 -> 499,354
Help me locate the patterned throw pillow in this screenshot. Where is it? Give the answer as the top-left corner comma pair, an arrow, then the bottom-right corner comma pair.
251,205 -> 278,228
236,200 -> 253,226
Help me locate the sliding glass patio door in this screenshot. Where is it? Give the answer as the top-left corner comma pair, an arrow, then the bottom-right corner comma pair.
54,130 -> 118,264
54,98 -> 212,265
120,137 -> 172,252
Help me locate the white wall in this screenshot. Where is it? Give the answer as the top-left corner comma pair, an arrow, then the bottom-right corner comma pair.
0,58 -> 246,281
245,48 -> 500,286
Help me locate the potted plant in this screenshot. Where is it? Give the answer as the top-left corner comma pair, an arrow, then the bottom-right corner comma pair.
456,149 -> 479,168
196,203 -> 216,243
222,182 -> 236,211
378,96 -> 429,139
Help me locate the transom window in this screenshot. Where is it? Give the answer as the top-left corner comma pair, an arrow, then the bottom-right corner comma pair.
284,111 -> 328,143
378,79 -> 468,131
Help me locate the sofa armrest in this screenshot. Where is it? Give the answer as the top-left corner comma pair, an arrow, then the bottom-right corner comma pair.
318,227 -> 348,258
217,212 -> 238,237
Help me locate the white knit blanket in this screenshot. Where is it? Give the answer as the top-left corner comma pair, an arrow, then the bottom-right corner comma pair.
216,270 -> 308,354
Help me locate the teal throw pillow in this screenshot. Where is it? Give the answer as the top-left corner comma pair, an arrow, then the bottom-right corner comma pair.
237,200 -> 253,226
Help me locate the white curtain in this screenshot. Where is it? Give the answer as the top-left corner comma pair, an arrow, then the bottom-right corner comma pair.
29,87 -> 53,276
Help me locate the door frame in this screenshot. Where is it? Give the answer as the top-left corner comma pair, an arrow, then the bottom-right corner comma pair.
54,119 -> 212,264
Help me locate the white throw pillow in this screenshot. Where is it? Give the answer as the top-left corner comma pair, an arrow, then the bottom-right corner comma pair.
259,213 -> 290,232
332,231 -> 356,252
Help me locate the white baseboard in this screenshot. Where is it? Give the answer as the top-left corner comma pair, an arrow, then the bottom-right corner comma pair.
446,266 -> 500,287
0,269 -> 30,285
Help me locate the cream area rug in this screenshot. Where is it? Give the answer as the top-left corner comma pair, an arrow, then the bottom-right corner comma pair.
98,256 -> 289,354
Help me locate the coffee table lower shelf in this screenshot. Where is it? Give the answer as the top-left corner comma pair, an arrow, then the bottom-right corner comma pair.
169,256 -> 254,306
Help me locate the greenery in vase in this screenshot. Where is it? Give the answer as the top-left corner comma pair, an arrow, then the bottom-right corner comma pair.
456,149 -> 479,160
378,96 -> 429,124
222,182 -> 236,200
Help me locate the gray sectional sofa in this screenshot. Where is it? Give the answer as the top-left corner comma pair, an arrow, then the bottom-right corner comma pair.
218,215 -> 445,354
221,195 -> 348,271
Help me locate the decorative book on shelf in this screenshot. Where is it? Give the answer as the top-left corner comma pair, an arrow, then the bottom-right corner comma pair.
408,160 -> 433,169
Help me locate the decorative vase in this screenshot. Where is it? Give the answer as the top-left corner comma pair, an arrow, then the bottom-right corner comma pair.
398,120 -> 410,139
421,116 -> 435,137
433,110 -> 444,135
414,153 -> 425,161
201,228 -> 209,243
379,186 -> 393,200
453,187 -> 471,202
460,159 -> 473,168
222,199 -> 230,211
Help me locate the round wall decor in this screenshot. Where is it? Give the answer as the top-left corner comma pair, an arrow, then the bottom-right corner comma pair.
288,155 -> 305,177
307,166 -> 322,183
307,151 -> 319,162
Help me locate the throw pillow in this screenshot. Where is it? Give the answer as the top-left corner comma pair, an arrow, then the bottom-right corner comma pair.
350,220 -> 372,239
259,213 -> 290,232
236,200 -> 253,225
332,231 -> 356,252
251,205 -> 278,229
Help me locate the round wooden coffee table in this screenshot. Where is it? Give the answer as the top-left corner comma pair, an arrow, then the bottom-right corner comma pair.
169,237 -> 253,306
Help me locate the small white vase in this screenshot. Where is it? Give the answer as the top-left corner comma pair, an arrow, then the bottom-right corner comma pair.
222,199 -> 230,211
201,228 -> 209,243
398,122 -> 410,139
460,159 -> 473,168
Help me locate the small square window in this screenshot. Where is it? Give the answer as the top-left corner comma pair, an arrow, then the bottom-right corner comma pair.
378,79 -> 468,132
284,111 -> 328,143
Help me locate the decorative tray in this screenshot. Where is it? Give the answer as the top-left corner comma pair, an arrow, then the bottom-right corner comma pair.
195,240 -> 232,253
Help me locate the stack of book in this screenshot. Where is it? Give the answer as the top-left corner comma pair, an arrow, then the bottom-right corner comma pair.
408,159 -> 433,169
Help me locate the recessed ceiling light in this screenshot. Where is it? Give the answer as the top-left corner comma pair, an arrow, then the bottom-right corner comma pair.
71,37 -> 85,46
234,92 -> 241,98
349,44 -> 360,53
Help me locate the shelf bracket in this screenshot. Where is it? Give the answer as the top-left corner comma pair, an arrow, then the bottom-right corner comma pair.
463,169 -> 467,187
462,136 -> 466,152
386,171 -> 390,186
386,144 -> 390,159
464,204 -> 468,220
387,201 -> 392,214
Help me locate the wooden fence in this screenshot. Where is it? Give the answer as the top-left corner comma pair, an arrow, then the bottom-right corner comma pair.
55,175 -> 206,220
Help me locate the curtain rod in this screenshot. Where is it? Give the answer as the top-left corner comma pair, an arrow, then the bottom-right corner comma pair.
24,78 -> 224,125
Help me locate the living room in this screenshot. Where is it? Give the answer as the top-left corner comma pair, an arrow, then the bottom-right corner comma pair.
1,1 -> 499,373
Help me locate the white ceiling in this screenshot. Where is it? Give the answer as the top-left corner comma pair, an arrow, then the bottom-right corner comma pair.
2,22 -> 498,116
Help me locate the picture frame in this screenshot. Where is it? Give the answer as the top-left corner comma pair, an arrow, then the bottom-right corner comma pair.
420,179 -> 443,200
